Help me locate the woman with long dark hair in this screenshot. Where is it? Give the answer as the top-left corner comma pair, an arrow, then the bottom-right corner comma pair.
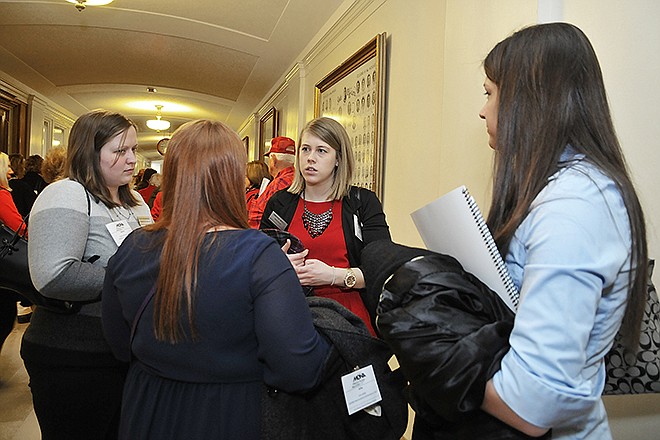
470,23 -> 648,439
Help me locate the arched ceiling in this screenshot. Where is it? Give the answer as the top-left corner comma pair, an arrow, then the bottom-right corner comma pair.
0,0 -> 346,159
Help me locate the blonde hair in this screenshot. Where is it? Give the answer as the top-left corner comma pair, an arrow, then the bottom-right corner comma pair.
42,147 -> 67,183
289,117 -> 354,200
0,152 -> 11,190
149,173 -> 162,187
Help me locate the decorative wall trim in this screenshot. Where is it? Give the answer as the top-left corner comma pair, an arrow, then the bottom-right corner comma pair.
238,111 -> 256,134
257,62 -> 300,116
0,79 -> 29,104
303,0 -> 385,69
252,0 -> 385,119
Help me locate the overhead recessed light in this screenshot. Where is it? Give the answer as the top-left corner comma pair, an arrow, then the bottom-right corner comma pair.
66,0 -> 114,12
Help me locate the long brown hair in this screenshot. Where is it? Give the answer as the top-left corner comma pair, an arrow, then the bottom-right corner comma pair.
484,23 -> 647,349
145,119 -> 249,342
246,160 -> 271,189
66,109 -> 140,208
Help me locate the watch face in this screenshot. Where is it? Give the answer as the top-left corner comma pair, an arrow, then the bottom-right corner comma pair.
345,270 -> 357,288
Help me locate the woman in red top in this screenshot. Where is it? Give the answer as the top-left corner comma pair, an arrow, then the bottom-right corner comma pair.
245,160 -> 271,214
1,152 -> 26,352
0,152 -> 25,234
137,170 -> 159,207
260,118 -> 391,336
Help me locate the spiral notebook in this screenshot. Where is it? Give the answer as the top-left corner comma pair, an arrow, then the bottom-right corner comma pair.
411,185 -> 519,313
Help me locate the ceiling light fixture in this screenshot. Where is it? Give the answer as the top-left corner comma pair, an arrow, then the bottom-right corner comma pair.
66,0 -> 114,12
146,105 -> 171,132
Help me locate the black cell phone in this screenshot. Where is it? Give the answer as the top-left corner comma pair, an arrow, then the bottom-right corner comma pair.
259,229 -> 305,254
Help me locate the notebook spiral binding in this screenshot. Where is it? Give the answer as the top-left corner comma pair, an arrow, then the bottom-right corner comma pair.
463,187 -> 520,310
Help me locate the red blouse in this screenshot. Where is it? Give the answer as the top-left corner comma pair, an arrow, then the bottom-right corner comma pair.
289,198 -> 375,336
150,191 -> 162,222
138,185 -> 157,206
0,188 -> 27,235
245,187 -> 259,214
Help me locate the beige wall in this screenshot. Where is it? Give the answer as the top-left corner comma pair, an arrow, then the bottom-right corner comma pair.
253,0 -> 660,261
562,0 -> 660,262
252,0 -> 660,437
559,2 -> 660,436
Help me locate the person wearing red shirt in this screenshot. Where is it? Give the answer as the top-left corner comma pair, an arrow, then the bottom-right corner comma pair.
247,136 -> 296,228
151,191 -> 162,221
0,152 -> 25,234
138,171 -> 159,208
1,152 -> 27,352
259,118 -> 390,335
245,160 -> 271,215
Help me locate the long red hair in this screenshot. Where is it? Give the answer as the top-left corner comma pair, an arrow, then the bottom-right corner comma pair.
145,119 -> 249,342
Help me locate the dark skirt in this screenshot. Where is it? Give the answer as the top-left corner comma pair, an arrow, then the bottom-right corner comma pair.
119,362 -> 262,440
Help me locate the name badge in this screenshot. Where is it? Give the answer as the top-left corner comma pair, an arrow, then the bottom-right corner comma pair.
341,365 -> 382,415
106,220 -> 133,246
268,211 -> 288,230
353,214 -> 363,241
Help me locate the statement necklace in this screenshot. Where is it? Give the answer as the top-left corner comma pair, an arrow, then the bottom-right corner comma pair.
301,190 -> 334,238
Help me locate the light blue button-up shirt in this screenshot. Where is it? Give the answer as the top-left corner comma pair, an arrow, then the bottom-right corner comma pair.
492,150 -> 632,439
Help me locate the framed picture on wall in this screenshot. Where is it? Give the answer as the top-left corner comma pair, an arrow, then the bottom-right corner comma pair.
242,136 -> 249,155
314,33 -> 387,199
259,107 -> 279,160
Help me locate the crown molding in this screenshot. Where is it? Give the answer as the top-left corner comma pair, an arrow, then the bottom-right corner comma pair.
303,0 -> 385,68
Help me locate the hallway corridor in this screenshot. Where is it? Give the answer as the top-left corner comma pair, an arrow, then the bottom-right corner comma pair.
1,314 -> 658,439
0,322 -> 40,440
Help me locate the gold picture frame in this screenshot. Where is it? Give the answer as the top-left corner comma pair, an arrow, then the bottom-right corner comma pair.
242,136 -> 249,155
314,33 -> 387,199
259,107 -> 279,160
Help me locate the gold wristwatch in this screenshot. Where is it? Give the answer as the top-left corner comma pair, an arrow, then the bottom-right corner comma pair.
343,268 -> 357,288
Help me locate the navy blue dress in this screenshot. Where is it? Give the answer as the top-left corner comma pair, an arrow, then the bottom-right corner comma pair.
102,228 -> 329,440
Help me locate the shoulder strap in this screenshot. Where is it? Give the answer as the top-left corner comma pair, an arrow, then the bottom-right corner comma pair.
129,284 -> 157,361
86,188 -> 91,216
351,186 -> 363,224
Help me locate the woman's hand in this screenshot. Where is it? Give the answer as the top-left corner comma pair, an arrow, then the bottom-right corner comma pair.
294,259 -> 334,286
482,380 -> 549,437
281,239 -> 308,268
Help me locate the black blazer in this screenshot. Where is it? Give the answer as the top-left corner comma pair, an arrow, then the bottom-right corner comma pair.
260,186 -> 390,267
260,186 -> 391,322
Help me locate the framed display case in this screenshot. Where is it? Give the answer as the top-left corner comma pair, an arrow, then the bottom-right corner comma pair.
258,107 -> 278,160
314,33 -> 387,198
242,135 -> 249,155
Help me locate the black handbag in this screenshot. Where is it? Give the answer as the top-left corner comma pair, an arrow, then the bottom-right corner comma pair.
0,218 -> 82,314
603,259 -> 660,394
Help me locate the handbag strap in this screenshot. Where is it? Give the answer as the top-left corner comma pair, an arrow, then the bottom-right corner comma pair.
0,216 -> 29,255
129,284 -> 157,361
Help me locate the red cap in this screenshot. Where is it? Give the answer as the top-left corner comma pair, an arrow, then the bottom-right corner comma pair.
264,136 -> 296,156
